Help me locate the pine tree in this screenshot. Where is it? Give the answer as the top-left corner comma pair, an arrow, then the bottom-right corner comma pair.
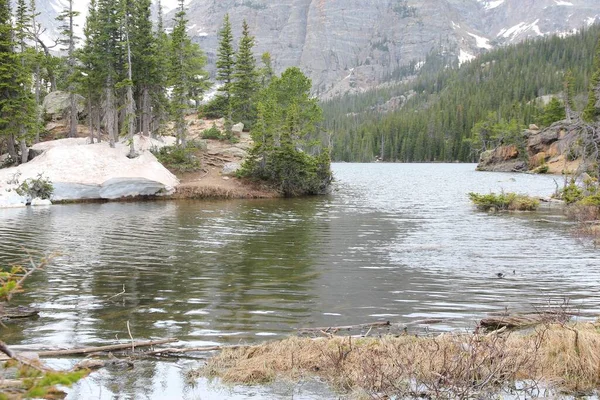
79,0 -> 103,143
583,39 -> 600,123
241,68 -> 331,196
11,0 -> 37,163
563,69 -> 576,123
152,0 -> 171,135
131,0 -> 157,136
231,20 -> 259,127
56,0 -> 80,138
169,0 -> 207,146
539,97 -> 566,127
96,0 -> 122,147
29,0 -> 42,143
215,13 -> 234,110
122,0 -> 136,157
259,52 -> 274,88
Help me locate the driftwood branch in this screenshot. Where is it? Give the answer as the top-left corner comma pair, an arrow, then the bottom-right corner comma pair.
0,340 -> 54,372
299,321 -> 391,333
33,338 -> 178,357
144,344 -> 248,356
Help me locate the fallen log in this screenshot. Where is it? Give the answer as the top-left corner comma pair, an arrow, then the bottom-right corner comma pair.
144,344 -> 248,356
0,305 -> 39,320
299,321 -> 390,333
34,338 -> 178,357
479,312 -> 568,331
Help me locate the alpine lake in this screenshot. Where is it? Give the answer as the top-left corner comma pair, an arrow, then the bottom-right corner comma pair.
1,163 -> 599,399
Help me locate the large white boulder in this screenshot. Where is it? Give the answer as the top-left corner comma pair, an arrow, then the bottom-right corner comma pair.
42,91 -> 85,119
0,189 -> 27,208
0,136 -> 180,206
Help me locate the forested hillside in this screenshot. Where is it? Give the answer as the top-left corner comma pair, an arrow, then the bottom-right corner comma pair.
323,25 -> 600,163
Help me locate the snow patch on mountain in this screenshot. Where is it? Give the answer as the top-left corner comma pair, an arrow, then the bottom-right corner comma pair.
498,19 -> 543,41
554,0 -> 574,6
458,49 -> 475,65
467,32 -> 492,49
479,0 -> 505,10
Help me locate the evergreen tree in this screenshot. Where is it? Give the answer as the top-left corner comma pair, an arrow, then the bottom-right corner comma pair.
131,0 -> 157,136
152,0 -> 171,135
9,0 -> 37,163
231,20 -> 259,127
56,0 -> 80,138
563,69 -> 576,122
122,0 -> 136,157
169,0 -> 207,146
539,97 -> 566,127
96,0 -> 122,147
79,0 -> 103,143
259,52 -> 274,88
242,67 -> 332,196
583,38 -> 600,123
215,13 -> 234,112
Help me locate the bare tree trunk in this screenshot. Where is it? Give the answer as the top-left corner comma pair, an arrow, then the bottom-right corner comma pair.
104,79 -> 117,148
19,138 -> 28,164
69,92 -> 77,138
87,98 -> 94,144
124,20 -> 136,158
7,134 -> 18,163
94,107 -> 101,143
142,87 -> 150,137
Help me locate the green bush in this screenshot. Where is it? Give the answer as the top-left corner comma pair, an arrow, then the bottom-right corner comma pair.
199,96 -> 228,119
580,194 -> 600,206
560,180 -> 584,204
468,192 -> 540,211
15,174 -> 54,199
201,123 -> 223,140
152,145 -> 202,172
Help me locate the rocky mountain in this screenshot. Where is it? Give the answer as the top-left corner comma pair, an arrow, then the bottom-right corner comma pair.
28,0 -> 600,98
173,0 -> 600,98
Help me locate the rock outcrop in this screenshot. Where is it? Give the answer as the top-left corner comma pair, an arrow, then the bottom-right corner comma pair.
0,136 -> 179,208
476,145 -> 527,172
42,91 -> 86,120
476,121 -> 581,174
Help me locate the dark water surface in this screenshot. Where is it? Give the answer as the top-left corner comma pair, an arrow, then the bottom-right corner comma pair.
1,163 -> 599,399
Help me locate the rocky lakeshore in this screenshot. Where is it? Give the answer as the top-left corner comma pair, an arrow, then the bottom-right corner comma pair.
0,117 -> 278,209
476,122 -> 582,174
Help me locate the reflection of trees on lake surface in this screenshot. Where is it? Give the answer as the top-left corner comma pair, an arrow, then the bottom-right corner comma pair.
0,199 -> 329,397
1,199 -> 328,344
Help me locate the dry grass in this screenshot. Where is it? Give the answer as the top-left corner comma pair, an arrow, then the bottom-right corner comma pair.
198,323 -> 600,399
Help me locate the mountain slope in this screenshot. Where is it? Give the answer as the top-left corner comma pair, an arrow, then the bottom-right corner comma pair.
29,0 -> 600,97
173,0 -> 600,98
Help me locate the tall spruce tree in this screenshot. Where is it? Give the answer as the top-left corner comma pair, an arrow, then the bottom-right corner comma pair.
12,0 -> 37,163
131,0 -> 157,136
231,20 -> 259,127
96,0 -> 122,147
29,0 -> 42,143
169,0 -> 207,146
152,0 -> 170,135
564,69 -> 576,123
583,38 -> 600,123
79,0 -> 103,143
259,52 -> 274,88
56,0 -> 80,138
215,13 -> 234,110
122,0 -> 136,157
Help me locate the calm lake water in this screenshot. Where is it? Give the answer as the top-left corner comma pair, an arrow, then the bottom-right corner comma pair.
1,163 -> 599,399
